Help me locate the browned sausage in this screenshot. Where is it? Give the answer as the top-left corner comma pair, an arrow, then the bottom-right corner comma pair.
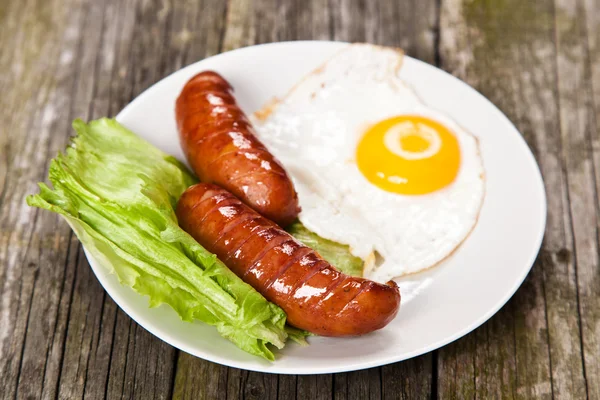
176,183 -> 401,337
175,71 -> 300,227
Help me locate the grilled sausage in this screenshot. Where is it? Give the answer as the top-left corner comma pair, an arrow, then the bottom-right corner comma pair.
175,71 -> 300,227
176,183 -> 400,337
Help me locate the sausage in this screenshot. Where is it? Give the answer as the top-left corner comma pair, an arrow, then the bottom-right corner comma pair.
175,71 -> 300,227
176,183 -> 401,337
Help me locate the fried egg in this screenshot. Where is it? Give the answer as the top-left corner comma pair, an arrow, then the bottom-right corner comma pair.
251,44 -> 485,283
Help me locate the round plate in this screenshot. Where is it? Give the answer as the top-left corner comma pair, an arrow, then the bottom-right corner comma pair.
85,41 -> 546,374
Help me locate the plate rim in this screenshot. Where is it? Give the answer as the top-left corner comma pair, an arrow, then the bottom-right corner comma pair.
83,40 -> 549,374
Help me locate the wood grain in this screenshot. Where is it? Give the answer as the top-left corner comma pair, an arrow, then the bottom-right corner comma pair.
0,0 -> 597,398
1,0 -> 82,399
554,0 -> 600,398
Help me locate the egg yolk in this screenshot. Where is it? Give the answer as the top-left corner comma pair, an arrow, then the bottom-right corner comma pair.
356,115 -> 460,195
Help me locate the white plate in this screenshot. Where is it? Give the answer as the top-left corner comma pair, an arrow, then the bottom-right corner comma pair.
85,41 -> 546,374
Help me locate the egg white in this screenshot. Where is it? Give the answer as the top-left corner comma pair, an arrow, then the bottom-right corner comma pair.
251,44 -> 485,283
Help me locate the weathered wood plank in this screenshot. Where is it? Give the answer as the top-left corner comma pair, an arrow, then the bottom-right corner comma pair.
381,354 -> 433,399
0,0 -> 29,195
164,0 -> 228,74
296,374 -> 333,400
112,323 -> 177,400
437,338 -> 476,399
277,375 -> 297,400
0,0 -> 84,399
582,0 -> 600,397
334,369 -> 381,400
172,352 -> 228,399
554,0 -> 600,398
583,0 -> 600,236
439,0 -> 593,398
243,371 -> 279,400
330,0 -> 437,64
56,252 -> 110,399
221,0 -> 256,52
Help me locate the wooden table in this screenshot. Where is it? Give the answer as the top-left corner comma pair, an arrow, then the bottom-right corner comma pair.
1,0 -> 598,398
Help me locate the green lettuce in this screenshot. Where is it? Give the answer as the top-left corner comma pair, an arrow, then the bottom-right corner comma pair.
27,118 -> 290,360
287,222 -> 364,277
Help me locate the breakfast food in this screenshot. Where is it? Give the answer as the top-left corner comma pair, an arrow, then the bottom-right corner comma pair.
252,44 -> 485,283
176,183 -> 401,336
29,42 -> 488,360
175,71 -> 300,227
27,119 -> 296,360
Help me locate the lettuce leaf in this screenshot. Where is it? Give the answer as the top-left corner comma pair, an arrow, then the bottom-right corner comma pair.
287,221 -> 364,277
27,118 -> 288,360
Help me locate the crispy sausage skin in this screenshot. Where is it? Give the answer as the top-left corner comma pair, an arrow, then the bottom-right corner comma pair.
175,71 -> 300,227
176,183 -> 401,337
